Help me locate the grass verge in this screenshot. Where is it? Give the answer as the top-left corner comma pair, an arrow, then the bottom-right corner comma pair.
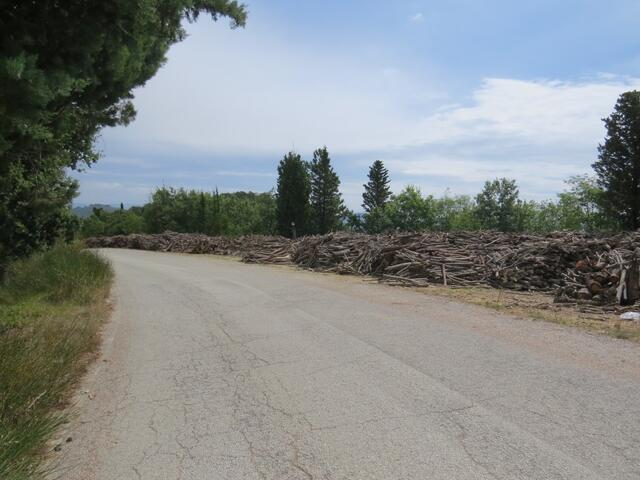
420,285 -> 640,343
0,243 -> 113,480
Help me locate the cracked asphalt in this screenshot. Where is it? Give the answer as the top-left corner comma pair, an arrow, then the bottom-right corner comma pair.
50,249 -> 640,479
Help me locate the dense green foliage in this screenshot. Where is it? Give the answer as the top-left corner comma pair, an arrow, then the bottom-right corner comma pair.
79,173 -> 614,238
0,0 -> 246,268
0,163 -> 79,269
276,152 -> 311,237
347,175 -> 611,234
309,147 -> 346,234
80,188 -> 277,237
361,160 -> 392,233
384,186 -> 434,232
475,178 -> 520,231
81,206 -> 146,237
593,90 -> 640,229
0,244 -> 112,479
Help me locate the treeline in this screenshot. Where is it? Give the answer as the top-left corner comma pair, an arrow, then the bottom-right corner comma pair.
79,168 -> 614,238
357,175 -> 614,234
81,190 -> 276,237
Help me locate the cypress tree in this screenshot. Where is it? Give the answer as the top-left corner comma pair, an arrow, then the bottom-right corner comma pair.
362,160 -> 391,212
593,91 -> 640,230
276,152 -> 310,237
309,147 -> 345,234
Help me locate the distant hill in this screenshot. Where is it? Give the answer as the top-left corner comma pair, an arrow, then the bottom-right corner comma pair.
72,204 -> 117,218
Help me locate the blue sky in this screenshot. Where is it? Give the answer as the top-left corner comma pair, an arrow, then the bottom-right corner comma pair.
73,0 -> 640,209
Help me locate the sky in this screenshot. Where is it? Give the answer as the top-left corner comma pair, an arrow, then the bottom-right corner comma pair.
73,0 -> 640,210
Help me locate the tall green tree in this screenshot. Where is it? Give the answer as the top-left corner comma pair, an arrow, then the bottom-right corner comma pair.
384,186 -> 434,232
0,0 -> 247,267
276,152 -> 310,237
309,147 -> 345,234
593,90 -> 640,230
0,163 -> 79,265
361,160 -> 392,233
475,178 -> 520,231
362,160 -> 391,212
431,194 -> 479,231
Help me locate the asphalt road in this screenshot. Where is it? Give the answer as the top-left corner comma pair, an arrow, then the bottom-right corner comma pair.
52,249 -> 640,479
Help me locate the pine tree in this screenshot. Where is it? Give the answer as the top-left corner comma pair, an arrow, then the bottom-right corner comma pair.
276,152 -> 310,237
309,147 -> 345,234
362,160 -> 391,213
593,91 -> 640,230
361,160 -> 392,233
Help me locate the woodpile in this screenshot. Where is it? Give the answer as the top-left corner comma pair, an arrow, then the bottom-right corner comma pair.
85,232 -> 292,258
87,230 -> 640,307
556,237 -> 640,306
287,232 -> 606,291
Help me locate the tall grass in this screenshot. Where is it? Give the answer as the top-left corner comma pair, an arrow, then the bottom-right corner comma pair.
0,243 -> 113,480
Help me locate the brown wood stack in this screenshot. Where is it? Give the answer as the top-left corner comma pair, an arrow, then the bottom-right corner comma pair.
85,232 -> 292,258
87,230 -> 640,307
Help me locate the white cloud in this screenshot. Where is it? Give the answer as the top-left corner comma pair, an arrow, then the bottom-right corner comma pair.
377,76 -> 640,200
92,19 -> 640,206
410,77 -> 640,147
111,22 -> 639,162
107,20 -> 444,156
409,13 -> 424,23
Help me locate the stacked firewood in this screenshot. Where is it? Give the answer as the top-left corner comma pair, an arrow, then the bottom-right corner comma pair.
240,237 -> 293,264
85,232 -> 291,257
87,231 -> 640,306
286,232 -> 595,290
555,235 -> 640,305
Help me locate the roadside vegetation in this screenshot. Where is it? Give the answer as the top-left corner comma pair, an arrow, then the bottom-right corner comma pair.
0,244 -> 113,480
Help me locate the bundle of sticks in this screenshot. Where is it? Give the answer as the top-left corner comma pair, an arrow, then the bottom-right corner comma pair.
87,230 -> 640,306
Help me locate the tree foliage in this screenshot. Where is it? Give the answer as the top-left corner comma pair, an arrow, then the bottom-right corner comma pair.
80,187 -> 276,237
593,90 -> 640,229
81,207 -> 145,237
79,172 -> 617,239
354,176 -> 612,235
276,152 -> 310,237
384,186 -> 434,232
362,160 -> 391,213
309,147 -> 345,234
0,163 -> 78,268
475,178 -> 520,231
0,0 -> 247,266
362,160 -> 392,233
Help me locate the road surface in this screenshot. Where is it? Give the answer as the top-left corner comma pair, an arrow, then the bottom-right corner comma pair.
52,249 -> 640,479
